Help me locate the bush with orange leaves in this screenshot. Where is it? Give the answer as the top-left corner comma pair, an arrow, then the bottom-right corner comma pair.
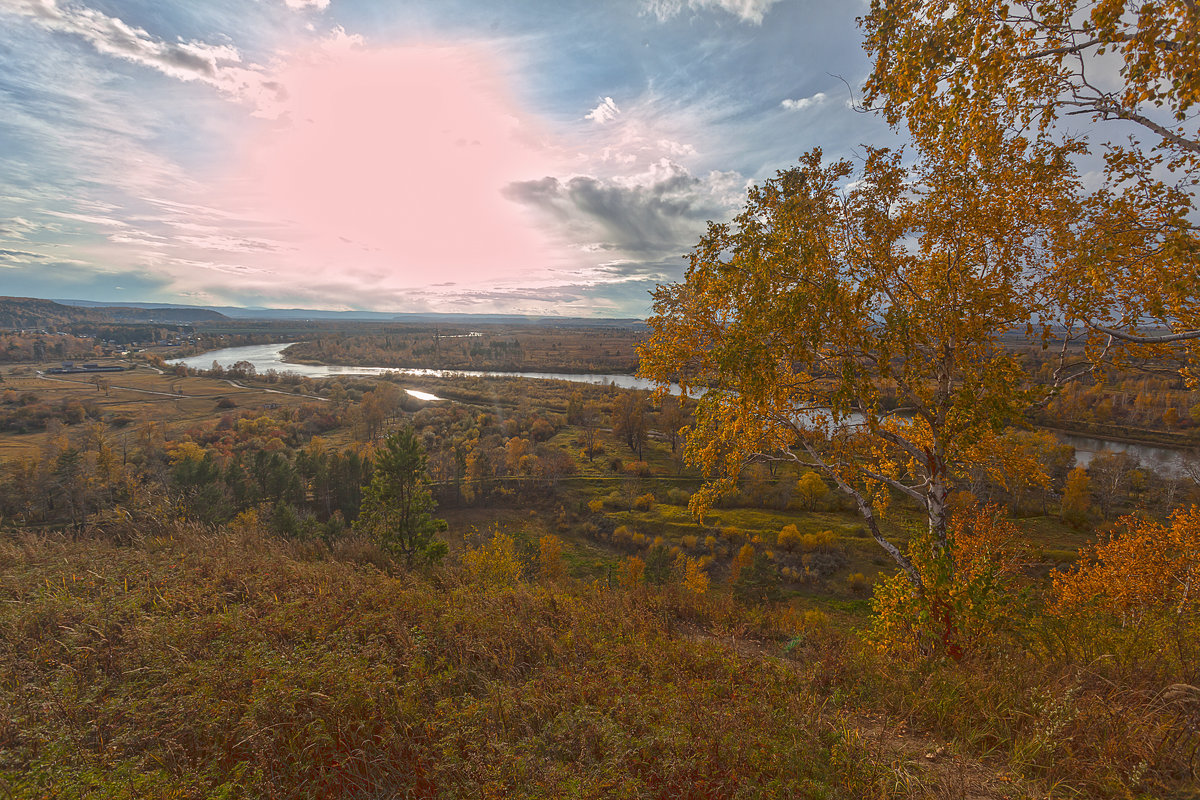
867,505 -> 1027,661
1046,505 -> 1199,678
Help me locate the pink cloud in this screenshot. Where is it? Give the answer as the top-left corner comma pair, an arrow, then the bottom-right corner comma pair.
215,41 -> 561,293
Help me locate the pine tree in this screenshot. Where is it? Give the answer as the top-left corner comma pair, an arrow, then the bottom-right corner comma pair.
354,427 -> 447,565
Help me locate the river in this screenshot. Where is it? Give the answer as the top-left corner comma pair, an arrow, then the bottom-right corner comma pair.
171,342 -> 674,391
171,342 -> 1194,476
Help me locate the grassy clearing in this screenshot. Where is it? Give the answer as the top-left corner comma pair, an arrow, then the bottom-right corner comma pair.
0,361 -> 319,459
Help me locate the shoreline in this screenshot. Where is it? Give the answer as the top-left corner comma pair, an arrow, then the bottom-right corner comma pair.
277,343 -> 639,377
1038,424 -> 1197,453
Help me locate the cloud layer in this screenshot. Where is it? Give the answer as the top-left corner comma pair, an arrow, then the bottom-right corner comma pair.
0,0 -> 896,316
642,0 -> 783,24
7,0 -> 284,112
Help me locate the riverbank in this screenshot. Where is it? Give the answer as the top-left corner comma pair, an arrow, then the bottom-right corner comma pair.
1037,422 -> 1198,452
169,342 -> 1195,475
279,348 -> 639,375
280,330 -> 641,376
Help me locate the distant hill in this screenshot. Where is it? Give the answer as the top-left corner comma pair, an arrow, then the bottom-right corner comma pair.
54,298 -> 645,327
0,296 -> 228,328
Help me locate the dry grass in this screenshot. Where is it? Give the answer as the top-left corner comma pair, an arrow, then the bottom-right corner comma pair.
0,361 -> 316,459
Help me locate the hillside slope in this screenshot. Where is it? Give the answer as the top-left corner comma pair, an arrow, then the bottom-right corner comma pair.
0,296 -> 227,328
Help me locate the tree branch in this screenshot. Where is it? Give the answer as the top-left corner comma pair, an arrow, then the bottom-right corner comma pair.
796,440 -> 923,590
1091,325 -> 1200,344
1060,99 -> 1200,155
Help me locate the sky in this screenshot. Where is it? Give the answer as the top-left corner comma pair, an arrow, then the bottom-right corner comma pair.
0,0 -> 896,317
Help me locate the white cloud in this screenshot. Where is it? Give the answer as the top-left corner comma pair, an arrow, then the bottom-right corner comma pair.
657,138 -> 696,158
643,0 -> 783,24
5,0 -> 284,112
283,0 -> 330,10
781,91 -> 827,111
585,96 -> 621,124
42,209 -> 129,228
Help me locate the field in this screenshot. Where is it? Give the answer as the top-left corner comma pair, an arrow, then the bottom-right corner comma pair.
0,359 -> 320,461
1,340 -> 1197,798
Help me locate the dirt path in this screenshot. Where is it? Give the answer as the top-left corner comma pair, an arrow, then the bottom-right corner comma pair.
684,627 -> 1040,799
220,377 -> 328,402
36,370 -> 191,398
34,369 -> 329,403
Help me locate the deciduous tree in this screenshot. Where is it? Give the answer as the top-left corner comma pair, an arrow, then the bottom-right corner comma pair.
861,0 -> 1200,376
640,2 -> 1200,594
639,140 -> 1088,589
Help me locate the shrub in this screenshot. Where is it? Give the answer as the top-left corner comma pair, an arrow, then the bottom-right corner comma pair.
644,544 -> 673,586
617,555 -> 645,587
666,487 -> 691,505
730,543 -> 755,583
462,531 -> 523,587
777,524 -> 803,551
799,530 -> 837,553
602,490 -> 626,511
846,573 -> 870,597
539,535 -> 566,581
680,555 -> 710,595
1046,505 -> 1199,677
624,460 -> 652,477
632,492 -> 655,511
867,505 -> 1025,661
732,549 -> 781,604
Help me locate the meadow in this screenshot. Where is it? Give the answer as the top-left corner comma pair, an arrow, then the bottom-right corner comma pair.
0,342 -> 1197,797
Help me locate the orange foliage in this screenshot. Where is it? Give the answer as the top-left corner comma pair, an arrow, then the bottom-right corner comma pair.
1051,506 -> 1200,624
869,505 -> 1025,660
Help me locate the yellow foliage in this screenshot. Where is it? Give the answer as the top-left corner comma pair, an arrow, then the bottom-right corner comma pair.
868,506 -> 1025,661
167,440 -> 206,466
229,508 -> 261,536
538,535 -> 565,581
794,471 -> 829,509
1061,467 -> 1091,524
730,543 -> 755,584
777,524 -> 802,551
462,533 -> 523,588
618,556 -> 645,589
587,498 -> 604,514
681,556 -> 709,595
802,610 -> 830,631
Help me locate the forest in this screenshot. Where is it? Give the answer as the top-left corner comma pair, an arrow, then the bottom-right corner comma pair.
2,1 -> 1199,797
282,322 -> 646,374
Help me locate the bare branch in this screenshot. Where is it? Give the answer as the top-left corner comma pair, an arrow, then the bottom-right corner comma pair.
1091,325 -> 1200,345
797,440 -> 923,590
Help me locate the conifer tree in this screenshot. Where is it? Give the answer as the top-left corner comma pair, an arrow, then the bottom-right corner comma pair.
355,427 -> 447,565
